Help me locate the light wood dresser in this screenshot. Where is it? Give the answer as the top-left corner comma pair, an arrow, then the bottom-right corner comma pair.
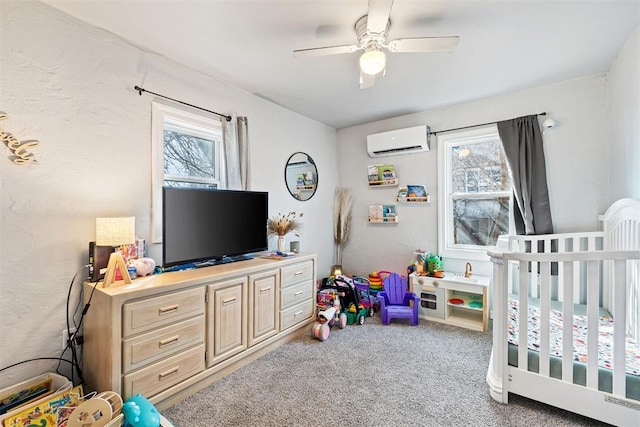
82,254 -> 316,409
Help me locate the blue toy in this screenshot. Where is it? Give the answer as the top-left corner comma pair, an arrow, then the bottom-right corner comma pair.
123,394 -> 161,427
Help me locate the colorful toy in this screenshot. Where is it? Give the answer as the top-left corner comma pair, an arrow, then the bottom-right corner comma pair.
352,275 -> 380,314
122,394 -> 160,427
426,253 -> 443,275
312,288 -> 347,341
367,271 -> 383,293
331,275 -> 369,325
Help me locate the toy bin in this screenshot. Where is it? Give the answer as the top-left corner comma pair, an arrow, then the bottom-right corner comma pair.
0,373 -> 72,424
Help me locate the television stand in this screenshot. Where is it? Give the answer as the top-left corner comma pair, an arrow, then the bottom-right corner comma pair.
82,253 -> 317,410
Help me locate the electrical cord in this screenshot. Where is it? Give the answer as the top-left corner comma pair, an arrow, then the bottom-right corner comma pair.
1,265 -> 100,387
0,357 -> 76,373
56,264 -> 100,385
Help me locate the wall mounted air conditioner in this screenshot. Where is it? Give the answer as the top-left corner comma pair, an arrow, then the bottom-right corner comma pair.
366,125 -> 430,157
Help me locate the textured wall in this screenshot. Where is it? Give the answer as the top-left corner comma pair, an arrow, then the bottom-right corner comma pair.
0,1 -> 338,387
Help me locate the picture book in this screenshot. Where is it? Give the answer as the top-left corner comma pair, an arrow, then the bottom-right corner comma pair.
367,165 -> 380,182
378,164 -> 396,181
382,205 -> 397,219
4,385 -> 83,427
0,378 -> 52,416
369,205 -> 383,221
406,185 -> 427,197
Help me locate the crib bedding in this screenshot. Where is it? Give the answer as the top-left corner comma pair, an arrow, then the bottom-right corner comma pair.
506,296 -> 640,400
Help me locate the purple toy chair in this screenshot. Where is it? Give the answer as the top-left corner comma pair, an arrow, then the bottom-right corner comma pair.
378,272 -> 419,325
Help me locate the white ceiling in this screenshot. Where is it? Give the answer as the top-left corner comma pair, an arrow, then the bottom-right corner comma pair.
42,0 -> 640,129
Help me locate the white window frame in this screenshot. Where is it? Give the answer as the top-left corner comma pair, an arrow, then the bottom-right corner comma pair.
437,124 -> 513,261
151,101 -> 223,243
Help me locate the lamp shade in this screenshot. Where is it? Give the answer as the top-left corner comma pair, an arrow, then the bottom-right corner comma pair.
360,50 -> 386,75
96,217 -> 135,246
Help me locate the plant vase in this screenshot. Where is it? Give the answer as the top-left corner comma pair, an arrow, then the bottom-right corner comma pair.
277,235 -> 286,252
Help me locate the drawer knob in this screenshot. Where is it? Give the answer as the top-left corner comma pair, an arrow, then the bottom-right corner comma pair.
159,304 -> 179,315
293,271 -> 303,277
159,335 -> 180,347
222,296 -> 237,305
259,287 -> 271,294
432,281 -> 440,287
293,310 -> 303,317
159,366 -> 179,379
293,291 -> 303,297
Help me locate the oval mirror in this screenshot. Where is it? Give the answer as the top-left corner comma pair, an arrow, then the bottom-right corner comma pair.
285,152 -> 318,201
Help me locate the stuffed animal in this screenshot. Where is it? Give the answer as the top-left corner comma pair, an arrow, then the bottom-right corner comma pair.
133,258 -> 156,277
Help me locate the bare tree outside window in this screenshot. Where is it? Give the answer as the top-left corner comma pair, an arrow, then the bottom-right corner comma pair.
163,130 -> 219,189
450,141 -> 511,246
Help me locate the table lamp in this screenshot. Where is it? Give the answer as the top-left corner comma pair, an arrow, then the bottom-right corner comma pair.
96,216 -> 135,287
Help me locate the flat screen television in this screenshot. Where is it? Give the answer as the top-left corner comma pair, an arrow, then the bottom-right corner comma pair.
162,187 -> 268,268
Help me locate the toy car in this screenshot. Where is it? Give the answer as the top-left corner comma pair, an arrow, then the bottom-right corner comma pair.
312,288 -> 347,341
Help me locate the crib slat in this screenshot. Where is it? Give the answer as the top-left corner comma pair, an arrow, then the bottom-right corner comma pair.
531,241 -> 539,299
557,239 -> 566,303
586,260 -> 600,390
561,261 -> 574,384
518,260 -> 528,371
612,259 -> 627,397
539,261 -> 551,377
630,258 -> 639,342
573,259 -> 581,309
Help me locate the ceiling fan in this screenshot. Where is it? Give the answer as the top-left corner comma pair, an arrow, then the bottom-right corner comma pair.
293,0 -> 460,89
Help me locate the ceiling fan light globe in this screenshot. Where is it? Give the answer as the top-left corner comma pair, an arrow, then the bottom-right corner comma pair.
360,50 -> 386,75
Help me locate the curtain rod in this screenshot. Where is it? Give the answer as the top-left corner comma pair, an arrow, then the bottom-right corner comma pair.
429,112 -> 546,135
133,85 -> 232,122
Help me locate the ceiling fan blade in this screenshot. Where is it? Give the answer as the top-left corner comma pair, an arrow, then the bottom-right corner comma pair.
359,70 -> 376,89
367,0 -> 394,33
387,36 -> 460,53
293,44 -> 359,59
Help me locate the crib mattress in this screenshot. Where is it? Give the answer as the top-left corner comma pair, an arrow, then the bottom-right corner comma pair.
507,296 -> 640,400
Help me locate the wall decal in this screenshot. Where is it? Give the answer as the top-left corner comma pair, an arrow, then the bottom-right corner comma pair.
0,112 -> 39,164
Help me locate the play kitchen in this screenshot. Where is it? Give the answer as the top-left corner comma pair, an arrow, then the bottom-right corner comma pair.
409,252 -> 489,332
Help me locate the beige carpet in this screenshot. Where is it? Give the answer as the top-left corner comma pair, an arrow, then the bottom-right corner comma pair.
163,315 -> 608,426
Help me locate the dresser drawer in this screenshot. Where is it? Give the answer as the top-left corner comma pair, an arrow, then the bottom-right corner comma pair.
122,315 -> 205,373
123,287 -> 205,337
122,344 -> 205,399
280,281 -> 313,310
281,261 -> 313,288
280,299 -> 313,331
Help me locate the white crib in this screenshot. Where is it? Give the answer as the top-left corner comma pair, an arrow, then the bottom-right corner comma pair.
486,198 -> 640,426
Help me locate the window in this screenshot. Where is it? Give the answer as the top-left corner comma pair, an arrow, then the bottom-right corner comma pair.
152,102 -> 224,242
438,125 -> 513,260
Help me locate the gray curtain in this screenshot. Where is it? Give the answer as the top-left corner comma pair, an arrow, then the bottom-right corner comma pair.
497,115 -> 554,236
222,114 -> 250,190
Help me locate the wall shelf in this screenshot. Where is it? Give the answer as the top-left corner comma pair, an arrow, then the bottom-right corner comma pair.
368,179 -> 398,187
397,194 -> 430,203
368,217 -> 399,224
368,164 -> 397,187
368,204 -> 398,223
396,185 -> 429,203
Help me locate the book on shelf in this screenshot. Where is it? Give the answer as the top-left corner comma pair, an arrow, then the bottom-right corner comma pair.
369,205 -> 383,221
378,164 -> 396,181
367,165 -> 380,183
406,184 -> 427,197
